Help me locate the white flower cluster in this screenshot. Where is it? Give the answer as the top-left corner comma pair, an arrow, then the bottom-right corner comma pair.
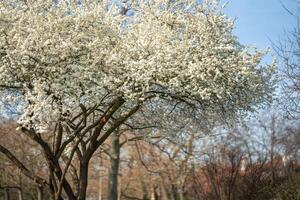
0,0 -> 275,132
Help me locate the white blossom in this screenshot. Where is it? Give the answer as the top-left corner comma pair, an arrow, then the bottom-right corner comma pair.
0,0 -> 275,131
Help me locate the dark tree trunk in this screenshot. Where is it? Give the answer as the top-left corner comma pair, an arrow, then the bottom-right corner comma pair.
4,188 -> 10,200
108,130 -> 120,200
141,180 -> 149,200
78,160 -> 89,200
170,184 -> 177,200
51,159 -> 76,200
18,175 -> 24,200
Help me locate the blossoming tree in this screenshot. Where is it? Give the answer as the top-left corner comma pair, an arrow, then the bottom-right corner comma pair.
0,0 -> 275,199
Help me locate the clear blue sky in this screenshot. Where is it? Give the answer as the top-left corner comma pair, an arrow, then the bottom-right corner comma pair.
221,0 -> 298,62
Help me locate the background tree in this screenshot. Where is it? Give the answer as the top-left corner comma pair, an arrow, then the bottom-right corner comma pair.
0,120 -> 50,200
275,3 -> 300,119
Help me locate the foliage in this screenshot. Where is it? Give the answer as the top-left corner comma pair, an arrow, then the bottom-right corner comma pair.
0,0 -> 275,132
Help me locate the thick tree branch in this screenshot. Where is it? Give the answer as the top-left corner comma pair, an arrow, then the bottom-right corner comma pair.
0,144 -> 47,186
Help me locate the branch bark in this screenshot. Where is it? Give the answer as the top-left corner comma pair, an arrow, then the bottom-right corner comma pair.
0,144 -> 47,186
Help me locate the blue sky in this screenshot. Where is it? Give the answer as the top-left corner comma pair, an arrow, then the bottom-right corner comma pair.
221,0 -> 298,62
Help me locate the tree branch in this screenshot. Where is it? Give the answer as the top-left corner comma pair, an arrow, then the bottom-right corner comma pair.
0,144 -> 47,186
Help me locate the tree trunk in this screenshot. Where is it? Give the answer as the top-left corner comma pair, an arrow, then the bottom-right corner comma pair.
178,188 -> 184,200
150,187 -> 156,200
78,160 -> 89,200
141,181 -> 149,200
150,186 -> 158,200
37,186 -> 43,200
170,184 -> 177,200
49,158 -> 75,200
4,188 -> 10,200
108,130 -> 120,200
118,178 -> 121,200
160,181 -> 169,200
98,172 -> 102,200
17,188 -> 23,200
270,116 -> 276,185
18,174 -> 24,200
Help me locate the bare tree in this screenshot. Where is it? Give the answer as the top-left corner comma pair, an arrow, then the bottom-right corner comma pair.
275,3 -> 300,119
